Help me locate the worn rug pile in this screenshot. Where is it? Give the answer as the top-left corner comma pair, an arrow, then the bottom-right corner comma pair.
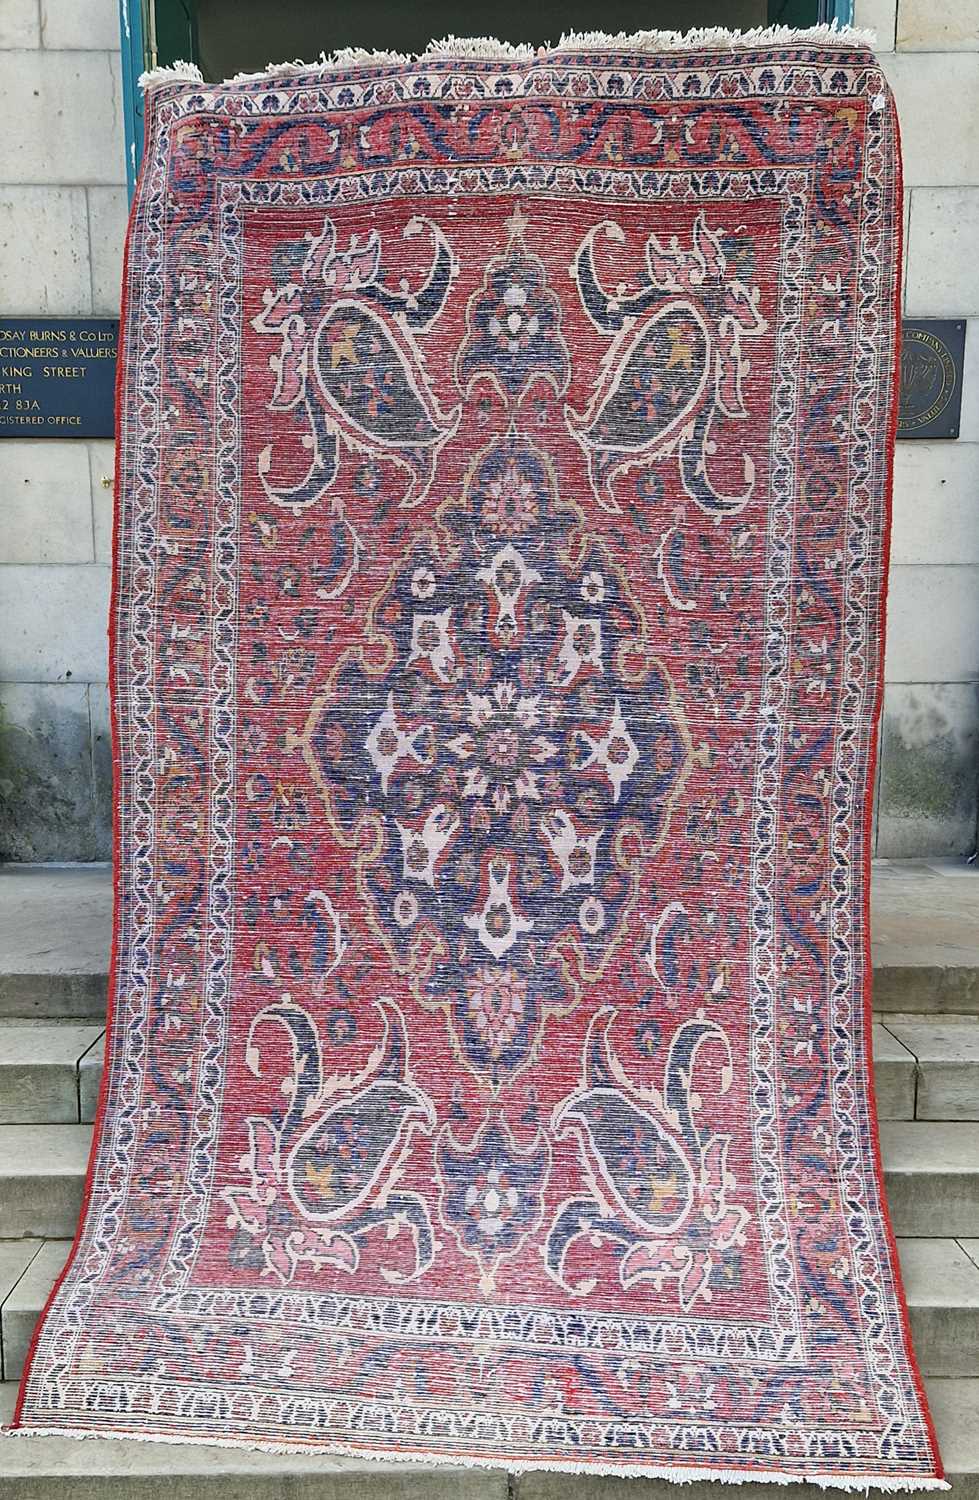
12,27 -> 946,1489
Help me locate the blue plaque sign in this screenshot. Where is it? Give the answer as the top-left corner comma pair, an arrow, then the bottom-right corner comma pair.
0,317 -> 119,437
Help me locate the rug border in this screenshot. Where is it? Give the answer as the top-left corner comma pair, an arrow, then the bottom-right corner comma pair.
855,96 -> 946,1488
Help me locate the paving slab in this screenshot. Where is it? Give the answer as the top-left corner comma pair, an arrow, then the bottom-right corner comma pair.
898,1238 -> 979,1375
885,1015 -> 979,1120
872,861 -> 979,1014
1,1240 -> 70,1383
0,1125 -> 91,1238
881,1123 -> 979,1237
873,1020 -> 917,1118
0,867 -> 111,1019
0,1024 -> 104,1124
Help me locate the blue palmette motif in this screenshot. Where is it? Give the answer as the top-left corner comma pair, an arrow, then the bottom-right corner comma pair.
436,1115 -> 550,1292
456,205 -> 570,403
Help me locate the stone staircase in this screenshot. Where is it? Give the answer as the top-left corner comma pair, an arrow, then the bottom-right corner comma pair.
0,862 -> 978,1496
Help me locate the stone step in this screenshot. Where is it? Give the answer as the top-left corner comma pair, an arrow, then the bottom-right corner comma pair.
1,1122 -> 977,1248
0,1377 -> 975,1498
881,1015 -> 979,1121
0,1018 -> 969,1128
0,1240 -> 68,1382
1,1122 -> 978,1245
900,1238 -> 979,1376
872,860 -> 979,1016
0,1126 -> 91,1239
1,1234 -> 976,1389
0,1241 -> 41,1382
0,866 -> 111,1020
874,1020 -> 919,1118
926,1378 -> 979,1500
882,1123 -> 979,1238
1,863 -> 978,1021
0,1023 -> 104,1124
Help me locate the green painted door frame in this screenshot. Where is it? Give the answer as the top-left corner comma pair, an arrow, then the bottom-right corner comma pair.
119,0 -> 146,196
118,0 -> 854,196
119,0 -> 198,194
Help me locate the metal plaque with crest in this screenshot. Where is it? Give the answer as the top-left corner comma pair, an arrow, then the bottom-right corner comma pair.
898,320 -> 965,440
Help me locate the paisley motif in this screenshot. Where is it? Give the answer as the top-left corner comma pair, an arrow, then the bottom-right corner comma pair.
314,303 -> 444,448
547,1008 -> 749,1310
222,999 -> 437,1285
567,212 -> 767,512
251,214 -> 460,516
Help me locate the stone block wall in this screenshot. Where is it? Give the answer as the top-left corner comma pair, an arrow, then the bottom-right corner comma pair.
0,0 -> 977,860
858,0 -> 979,856
0,0 -> 124,860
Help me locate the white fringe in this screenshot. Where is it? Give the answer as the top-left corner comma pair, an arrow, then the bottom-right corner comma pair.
138,60 -> 204,89
2,1421 -> 949,1491
139,25 -> 878,93
556,22 -> 877,50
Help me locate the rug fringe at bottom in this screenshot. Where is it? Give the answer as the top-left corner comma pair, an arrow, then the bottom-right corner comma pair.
2,1422 -> 950,1491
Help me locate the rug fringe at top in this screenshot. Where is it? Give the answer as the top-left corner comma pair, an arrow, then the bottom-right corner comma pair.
138,23 -> 878,92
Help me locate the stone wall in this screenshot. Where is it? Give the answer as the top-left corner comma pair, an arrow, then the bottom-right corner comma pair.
0,0 -> 976,860
860,0 -> 979,856
0,0 -> 123,860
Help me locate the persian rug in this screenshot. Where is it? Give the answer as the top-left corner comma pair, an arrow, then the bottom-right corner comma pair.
12,27 -> 945,1489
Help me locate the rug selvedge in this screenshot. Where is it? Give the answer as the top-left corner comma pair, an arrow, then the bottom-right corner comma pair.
12,38 -> 944,1489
